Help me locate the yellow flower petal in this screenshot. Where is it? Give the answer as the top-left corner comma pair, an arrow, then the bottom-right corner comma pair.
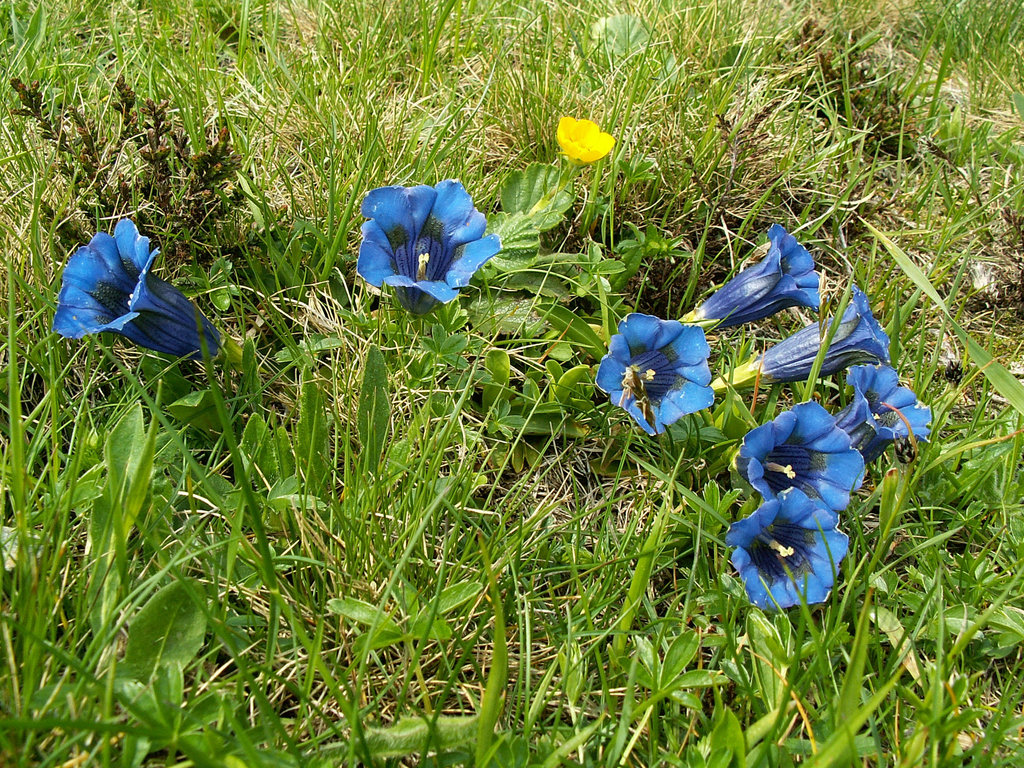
556,116 -> 616,165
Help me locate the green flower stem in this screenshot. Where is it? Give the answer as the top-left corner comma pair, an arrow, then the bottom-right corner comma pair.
711,356 -> 763,394
678,310 -> 722,331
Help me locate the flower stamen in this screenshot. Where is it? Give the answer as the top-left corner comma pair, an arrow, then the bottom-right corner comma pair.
768,539 -> 796,558
416,252 -> 430,281
765,461 -> 797,479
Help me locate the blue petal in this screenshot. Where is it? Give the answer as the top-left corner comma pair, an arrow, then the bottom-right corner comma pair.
430,179 -> 488,247
446,234 -> 501,288
737,561 -> 772,609
382,274 -> 459,303
740,422 -> 776,461
663,324 -> 711,367
357,222 -> 398,287
126,270 -> 221,358
114,219 -> 157,274
596,355 -> 627,396
361,185 -> 437,249
661,381 -> 715,421
606,333 -> 633,365
53,236 -> 141,338
769,225 -> 815,279
621,400 -> 659,435
618,313 -> 662,354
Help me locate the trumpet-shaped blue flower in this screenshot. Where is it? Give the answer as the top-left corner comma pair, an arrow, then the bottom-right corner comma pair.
596,313 -> 714,435
834,364 -> 932,463
357,180 -> 502,314
726,487 -> 849,610
52,219 -> 220,359
695,224 -> 820,327
757,286 -> 890,383
735,401 -> 865,511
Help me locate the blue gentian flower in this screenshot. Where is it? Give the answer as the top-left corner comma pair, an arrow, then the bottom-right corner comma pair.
356,180 -> 502,314
735,401 -> 865,511
757,286 -> 890,383
694,224 -> 820,327
596,313 -> 714,435
726,487 -> 849,610
52,219 -> 220,359
834,364 -> 932,463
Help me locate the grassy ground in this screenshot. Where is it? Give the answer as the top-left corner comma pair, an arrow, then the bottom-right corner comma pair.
2,0 -> 1024,765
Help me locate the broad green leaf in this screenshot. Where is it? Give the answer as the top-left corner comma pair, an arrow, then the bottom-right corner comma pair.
746,612 -> 788,709
105,404 -> 145,493
468,294 -> 545,337
362,715 -> 478,759
486,212 -> 541,270
121,414 -> 158,536
541,304 -> 606,359
662,632 -> 700,682
705,708 -> 745,768
327,597 -> 403,649
1012,92 -> 1024,121
357,345 -> 390,472
296,373 -> 329,494
327,597 -> 401,630
122,580 -> 207,682
553,364 -> 593,405
409,613 -> 452,641
590,14 -> 650,59
166,389 -> 221,434
438,581 -> 482,614
240,413 -> 279,483
499,163 -> 574,232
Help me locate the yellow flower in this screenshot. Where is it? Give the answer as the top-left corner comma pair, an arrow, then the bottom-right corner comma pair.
556,116 -> 616,165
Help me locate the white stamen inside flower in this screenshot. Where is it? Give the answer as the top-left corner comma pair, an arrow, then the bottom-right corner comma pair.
765,461 -> 797,479
644,368 -> 657,381
417,252 -> 430,281
768,539 -> 796,558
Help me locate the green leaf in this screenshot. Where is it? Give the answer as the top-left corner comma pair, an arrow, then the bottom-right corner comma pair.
590,14 -> 650,59
122,580 -> 207,682
166,389 -> 222,435
662,631 -> 700,682
240,413 -> 279,484
837,590 -> 874,725
467,294 -> 544,337
540,304 -> 606,359
409,613 -> 452,641
327,597 -> 404,650
746,612 -> 788,709
296,373 -> 329,494
357,345 -> 390,472
706,708 -> 745,768
1012,92 -> 1024,121
362,715 -> 479,759
499,163 -> 574,232
476,542 -> 508,766
553,364 -> 593,405
438,581 -> 482,614
486,212 -> 541,270
105,404 -> 146,493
